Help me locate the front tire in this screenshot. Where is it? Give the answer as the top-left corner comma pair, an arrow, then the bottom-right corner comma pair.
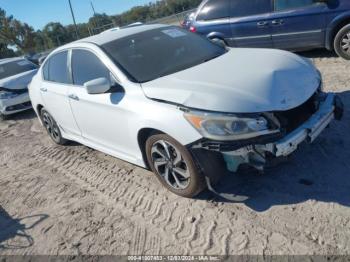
334,24 -> 350,60
40,108 -> 67,145
145,134 -> 206,198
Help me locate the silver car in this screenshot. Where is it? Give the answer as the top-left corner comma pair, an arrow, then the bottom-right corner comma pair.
0,57 -> 38,120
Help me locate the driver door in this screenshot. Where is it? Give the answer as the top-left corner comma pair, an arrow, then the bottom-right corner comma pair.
67,49 -> 131,158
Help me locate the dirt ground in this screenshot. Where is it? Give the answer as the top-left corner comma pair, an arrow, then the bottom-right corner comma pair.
0,50 -> 350,255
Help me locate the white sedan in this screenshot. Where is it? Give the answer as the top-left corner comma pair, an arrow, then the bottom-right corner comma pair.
29,24 -> 343,198
0,57 -> 38,120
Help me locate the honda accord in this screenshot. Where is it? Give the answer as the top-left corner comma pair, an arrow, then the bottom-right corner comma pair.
29,24 -> 343,198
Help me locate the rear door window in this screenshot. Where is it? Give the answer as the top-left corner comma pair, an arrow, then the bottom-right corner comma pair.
274,0 -> 316,11
197,0 -> 230,21
47,51 -> 71,84
231,0 -> 272,18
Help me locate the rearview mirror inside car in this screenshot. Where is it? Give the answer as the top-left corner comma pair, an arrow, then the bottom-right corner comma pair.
84,77 -> 111,94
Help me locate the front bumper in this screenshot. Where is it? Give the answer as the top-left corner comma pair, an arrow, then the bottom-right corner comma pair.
0,92 -> 31,115
269,93 -> 341,157
190,93 -> 343,173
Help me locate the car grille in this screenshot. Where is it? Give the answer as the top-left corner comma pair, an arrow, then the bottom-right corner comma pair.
273,93 -> 319,133
5,101 -> 32,112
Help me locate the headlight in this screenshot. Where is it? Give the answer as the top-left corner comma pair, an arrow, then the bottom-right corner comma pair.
184,111 -> 278,141
0,91 -> 19,99
0,91 -> 19,100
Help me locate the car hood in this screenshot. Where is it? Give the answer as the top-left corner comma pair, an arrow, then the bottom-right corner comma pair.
141,48 -> 320,113
0,69 -> 37,92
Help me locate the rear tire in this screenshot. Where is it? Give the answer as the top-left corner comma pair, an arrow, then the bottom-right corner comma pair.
40,108 -> 67,145
334,24 -> 350,60
145,133 -> 206,198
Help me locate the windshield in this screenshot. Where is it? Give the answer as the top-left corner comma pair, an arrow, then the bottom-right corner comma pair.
102,27 -> 226,83
0,59 -> 37,80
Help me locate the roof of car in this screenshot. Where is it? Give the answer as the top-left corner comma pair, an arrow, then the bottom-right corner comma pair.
76,24 -> 169,46
0,57 -> 26,65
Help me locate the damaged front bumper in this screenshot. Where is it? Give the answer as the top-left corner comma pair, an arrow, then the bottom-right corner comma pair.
190,93 -> 343,173
0,91 -> 31,115
266,93 -> 342,158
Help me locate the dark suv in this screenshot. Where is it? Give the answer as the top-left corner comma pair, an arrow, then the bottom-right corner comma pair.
183,0 -> 350,59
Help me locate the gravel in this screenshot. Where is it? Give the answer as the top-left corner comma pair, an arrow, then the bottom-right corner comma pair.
0,49 -> 349,255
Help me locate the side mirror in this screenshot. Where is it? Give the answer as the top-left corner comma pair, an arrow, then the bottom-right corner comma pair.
84,77 -> 111,94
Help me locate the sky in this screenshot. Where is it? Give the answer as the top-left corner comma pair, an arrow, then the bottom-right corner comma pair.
0,0 -> 156,30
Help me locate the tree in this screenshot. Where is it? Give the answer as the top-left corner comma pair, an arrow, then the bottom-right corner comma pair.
1,0 -> 202,55
42,22 -> 74,49
0,8 -> 37,54
89,13 -> 113,29
0,43 -> 16,58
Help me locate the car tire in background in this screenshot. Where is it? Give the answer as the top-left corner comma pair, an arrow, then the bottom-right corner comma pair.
0,113 -> 8,121
210,38 -> 227,48
40,108 -> 67,145
334,24 -> 350,60
145,133 -> 206,198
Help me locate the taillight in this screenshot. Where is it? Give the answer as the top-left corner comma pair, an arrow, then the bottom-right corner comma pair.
189,26 -> 196,33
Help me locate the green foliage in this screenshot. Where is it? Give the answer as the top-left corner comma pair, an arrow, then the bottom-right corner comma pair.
0,43 -> 16,58
0,7 -> 37,54
0,0 -> 202,57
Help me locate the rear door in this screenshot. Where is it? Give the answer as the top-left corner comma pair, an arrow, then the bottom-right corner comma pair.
270,0 -> 327,50
229,0 -> 273,48
40,50 -> 81,137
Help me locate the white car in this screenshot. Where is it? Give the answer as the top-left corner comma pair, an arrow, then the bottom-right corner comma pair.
0,57 -> 38,120
29,24 -> 343,198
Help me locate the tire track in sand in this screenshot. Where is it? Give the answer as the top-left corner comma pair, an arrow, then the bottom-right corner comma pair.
31,144 -> 234,254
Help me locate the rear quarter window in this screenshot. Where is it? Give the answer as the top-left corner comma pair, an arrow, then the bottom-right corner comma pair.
42,60 -> 49,81
274,0 -> 316,11
197,0 -> 230,21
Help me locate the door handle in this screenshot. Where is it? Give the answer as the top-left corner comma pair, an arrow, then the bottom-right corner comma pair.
257,21 -> 269,27
271,19 -> 284,26
40,87 -> 47,92
68,94 -> 79,101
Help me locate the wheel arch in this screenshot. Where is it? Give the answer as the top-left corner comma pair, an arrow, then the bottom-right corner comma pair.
35,104 -> 45,125
36,104 -> 44,114
206,32 -> 227,44
326,13 -> 350,50
137,128 -> 165,169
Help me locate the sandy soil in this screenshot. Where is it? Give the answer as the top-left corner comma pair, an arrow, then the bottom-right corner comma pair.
0,50 -> 350,255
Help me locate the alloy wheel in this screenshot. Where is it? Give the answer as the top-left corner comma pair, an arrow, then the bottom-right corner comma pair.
151,140 -> 190,190
341,31 -> 350,54
42,111 -> 60,143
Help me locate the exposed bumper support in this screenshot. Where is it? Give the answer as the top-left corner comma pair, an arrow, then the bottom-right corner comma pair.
190,93 -> 343,173
273,93 -> 338,157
